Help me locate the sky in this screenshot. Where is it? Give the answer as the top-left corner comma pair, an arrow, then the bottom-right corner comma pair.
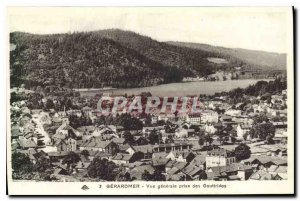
8,7 -> 292,53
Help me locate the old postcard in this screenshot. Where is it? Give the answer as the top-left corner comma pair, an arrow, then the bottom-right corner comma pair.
7,7 -> 294,195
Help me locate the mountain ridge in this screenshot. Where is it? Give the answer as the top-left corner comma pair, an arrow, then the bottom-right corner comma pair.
10,29 -> 286,90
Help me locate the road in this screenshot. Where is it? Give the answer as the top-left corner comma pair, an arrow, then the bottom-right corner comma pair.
32,113 -> 57,153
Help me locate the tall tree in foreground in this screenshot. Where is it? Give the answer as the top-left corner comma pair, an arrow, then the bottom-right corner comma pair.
87,158 -> 117,181
62,151 -> 81,173
12,152 -> 34,179
234,143 -> 251,162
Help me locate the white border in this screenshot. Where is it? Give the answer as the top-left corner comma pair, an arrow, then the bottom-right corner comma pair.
0,1 -> 297,200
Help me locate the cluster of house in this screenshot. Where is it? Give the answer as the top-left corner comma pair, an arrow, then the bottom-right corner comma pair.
10,87 -> 288,181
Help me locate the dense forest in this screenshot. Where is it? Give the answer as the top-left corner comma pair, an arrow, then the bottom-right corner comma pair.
168,41 -> 287,71
10,32 -> 182,89
10,29 -> 287,89
213,77 -> 287,100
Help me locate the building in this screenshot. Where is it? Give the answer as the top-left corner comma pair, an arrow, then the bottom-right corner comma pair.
186,114 -> 201,124
206,163 -> 253,181
206,149 -> 236,169
236,123 -> 251,139
201,110 -> 219,123
166,150 -> 195,163
79,138 -> 118,155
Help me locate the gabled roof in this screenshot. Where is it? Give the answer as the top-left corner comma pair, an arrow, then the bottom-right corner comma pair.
207,163 -> 252,179
47,151 -> 69,157
152,152 -> 168,158
182,164 -> 202,177
130,165 -> 155,179
112,138 -> 125,144
190,154 -> 207,165
18,139 -> 37,148
113,153 -> 133,161
166,160 -> 188,170
132,145 -> 153,153
152,157 -> 170,166
249,170 -> 274,180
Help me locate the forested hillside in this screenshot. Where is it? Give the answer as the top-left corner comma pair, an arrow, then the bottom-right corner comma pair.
10,32 -> 182,89
10,29 -> 287,90
93,29 -> 243,75
167,42 -> 286,71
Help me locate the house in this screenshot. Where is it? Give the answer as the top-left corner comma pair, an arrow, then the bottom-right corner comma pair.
267,165 -> 287,179
182,164 -> 206,180
206,149 -> 236,169
54,137 -> 77,152
55,122 -> 81,138
204,123 -> 217,134
48,151 -> 69,162
175,127 -> 188,138
111,153 -> 135,165
152,157 -> 170,171
142,126 -> 164,136
11,125 -> 22,140
249,170 -> 283,180
152,143 -> 193,153
165,160 -> 188,173
18,138 -> 38,150
259,144 -> 287,156
77,126 -> 95,140
79,138 -> 119,155
53,166 -> 69,176
225,109 -> 242,117
166,150 -> 195,163
272,122 -> 287,135
189,152 -> 207,170
129,165 -> 155,180
186,114 -> 201,124
82,106 -> 93,117
200,110 -> 218,123
134,136 -> 148,145
273,133 -> 287,144
112,138 -> 126,145
241,156 -> 287,169
206,163 -> 253,181
236,123 -> 251,139
92,125 -> 118,137
130,145 -> 153,159
152,152 -> 168,159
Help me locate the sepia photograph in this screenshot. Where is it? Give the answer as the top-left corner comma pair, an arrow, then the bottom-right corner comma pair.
6,7 -> 294,195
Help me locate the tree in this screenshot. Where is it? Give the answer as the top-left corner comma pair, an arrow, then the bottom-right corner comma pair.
204,134 -> 213,146
215,125 -> 229,145
148,129 -> 160,145
198,136 -> 205,146
117,114 -> 143,130
141,170 -> 152,181
45,99 -> 55,110
62,151 -> 81,173
123,131 -> 135,145
81,150 -> 90,158
231,136 -> 237,144
234,143 -> 251,161
87,158 -> 117,181
33,157 -> 52,173
12,152 -> 33,176
65,99 -> 73,110
165,135 -> 174,144
151,169 -> 166,181
253,114 -> 269,124
115,165 -> 131,181
266,135 -> 275,144
249,123 -> 276,140
243,132 -> 249,141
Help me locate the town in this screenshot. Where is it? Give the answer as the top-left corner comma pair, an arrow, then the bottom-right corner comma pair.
10,78 -> 288,182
